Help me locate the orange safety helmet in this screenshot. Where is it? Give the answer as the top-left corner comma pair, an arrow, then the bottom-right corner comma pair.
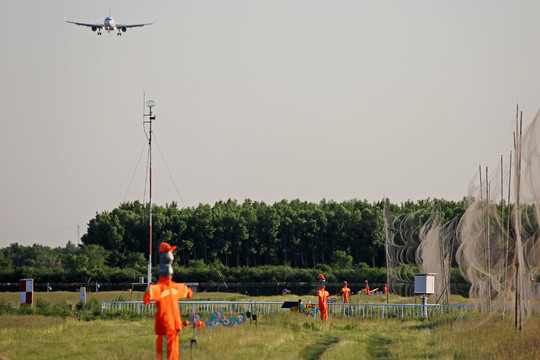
159,242 -> 177,253
318,274 -> 326,281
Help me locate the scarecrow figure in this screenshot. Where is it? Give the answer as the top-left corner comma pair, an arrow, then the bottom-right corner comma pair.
364,280 -> 371,295
144,242 -> 193,360
340,281 -> 352,303
316,273 -> 329,323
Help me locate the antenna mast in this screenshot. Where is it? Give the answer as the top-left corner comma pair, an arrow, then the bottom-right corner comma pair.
144,99 -> 156,285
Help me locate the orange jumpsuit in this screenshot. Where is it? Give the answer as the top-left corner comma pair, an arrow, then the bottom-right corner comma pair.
144,277 -> 193,360
317,287 -> 329,322
341,285 -> 352,303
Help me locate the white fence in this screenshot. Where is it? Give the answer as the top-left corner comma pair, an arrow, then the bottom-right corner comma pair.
101,300 -> 479,319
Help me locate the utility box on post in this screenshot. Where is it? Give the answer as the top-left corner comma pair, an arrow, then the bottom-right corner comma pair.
19,278 -> 34,307
414,273 -> 436,319
414,273 -> 436,296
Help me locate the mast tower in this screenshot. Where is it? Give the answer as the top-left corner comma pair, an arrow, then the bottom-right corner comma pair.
144,99 -> 156,285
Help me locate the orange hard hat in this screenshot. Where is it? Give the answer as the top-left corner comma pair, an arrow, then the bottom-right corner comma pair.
343,281 -> 347,284
318,274 -> 326,280
159,242 -> 177,253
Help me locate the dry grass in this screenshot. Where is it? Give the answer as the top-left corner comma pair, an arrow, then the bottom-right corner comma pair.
0,311 -> 539,359
0,290 -> 473,307
0,314 -> 155,360
0,291 -> 538,359
442,314 -> 540,359
0,290 -> 146,308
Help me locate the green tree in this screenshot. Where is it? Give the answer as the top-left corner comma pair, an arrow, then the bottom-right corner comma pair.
0,248 -> 11,270
254,202 -> 280,265
81,211 -> 124,265
79,244 -> 109,269
332,250 -> 353,269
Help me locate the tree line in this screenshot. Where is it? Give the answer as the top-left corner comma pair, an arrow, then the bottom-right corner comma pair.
82,198 -> 467,268
0,198 -> 469,284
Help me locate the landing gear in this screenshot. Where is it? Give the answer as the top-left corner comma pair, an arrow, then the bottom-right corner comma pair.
117,32 -> 122,36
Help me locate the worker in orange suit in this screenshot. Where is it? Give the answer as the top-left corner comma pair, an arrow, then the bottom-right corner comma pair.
365,280 -> 370,295
316,273 -> 329,323
384,283 -> 388,295
144,242 -> 193,360
340,281 -> 352,303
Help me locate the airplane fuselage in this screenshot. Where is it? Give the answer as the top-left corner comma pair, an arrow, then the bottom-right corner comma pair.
104,17 -> 116,30
94,17 -> 128,35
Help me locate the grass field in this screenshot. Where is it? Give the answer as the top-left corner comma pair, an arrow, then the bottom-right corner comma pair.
0,291 -> 538,359
0,289 -> 476,308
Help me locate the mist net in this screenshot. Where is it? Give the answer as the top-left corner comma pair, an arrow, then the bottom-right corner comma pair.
384,204 -> 456,302
456,108 -> 540,319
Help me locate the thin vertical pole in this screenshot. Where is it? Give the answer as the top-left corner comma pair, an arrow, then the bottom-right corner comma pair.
500,155 -> 504,319
479,166 -> 487,302
504,151 -> 512,310
500,156 -> 504,251
517,112 -> 521,331
513,107 -> 523,331
384,201 -> 390,305
486,167 -> 491,312
149,107 -> 153,286
144,100 -> 156,286
500,156 -> 504,268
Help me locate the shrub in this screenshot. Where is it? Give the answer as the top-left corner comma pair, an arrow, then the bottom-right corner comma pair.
0,300 -> 15,315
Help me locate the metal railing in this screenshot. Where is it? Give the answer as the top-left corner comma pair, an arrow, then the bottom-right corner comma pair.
101,300 -> 480,319
328,302 -> 478,318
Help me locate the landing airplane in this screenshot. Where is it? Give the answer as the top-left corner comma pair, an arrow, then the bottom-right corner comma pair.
65,16 -> 153,36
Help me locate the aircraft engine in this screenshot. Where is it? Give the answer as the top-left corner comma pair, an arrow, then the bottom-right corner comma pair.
91,26 -> 97,32
121,27 -> 127,32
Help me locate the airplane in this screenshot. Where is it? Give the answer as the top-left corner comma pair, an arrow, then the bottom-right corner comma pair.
65,15 -> 153,36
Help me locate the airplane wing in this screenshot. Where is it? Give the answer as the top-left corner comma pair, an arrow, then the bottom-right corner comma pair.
115,23 -> 153,28
65,20 -> 102,28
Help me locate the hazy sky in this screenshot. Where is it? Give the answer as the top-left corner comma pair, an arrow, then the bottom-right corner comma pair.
1,0 -> 539,248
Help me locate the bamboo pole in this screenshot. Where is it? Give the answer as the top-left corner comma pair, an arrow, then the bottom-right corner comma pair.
513,108 -> 523,331
383,200 -> 390,305
505,151 -> 512,293
479,166 -> 488,304
499,155 -> 505,319
500,155 -> 504,275
518,111 -> 523,331
486,167 -> 491,312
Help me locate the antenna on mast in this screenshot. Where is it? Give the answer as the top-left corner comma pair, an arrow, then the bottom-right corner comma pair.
144,97 -> 156,285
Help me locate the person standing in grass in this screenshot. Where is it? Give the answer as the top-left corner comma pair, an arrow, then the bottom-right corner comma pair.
317,273 -> 329,323
340,281 -> 352,303
144,242 -> 194,360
